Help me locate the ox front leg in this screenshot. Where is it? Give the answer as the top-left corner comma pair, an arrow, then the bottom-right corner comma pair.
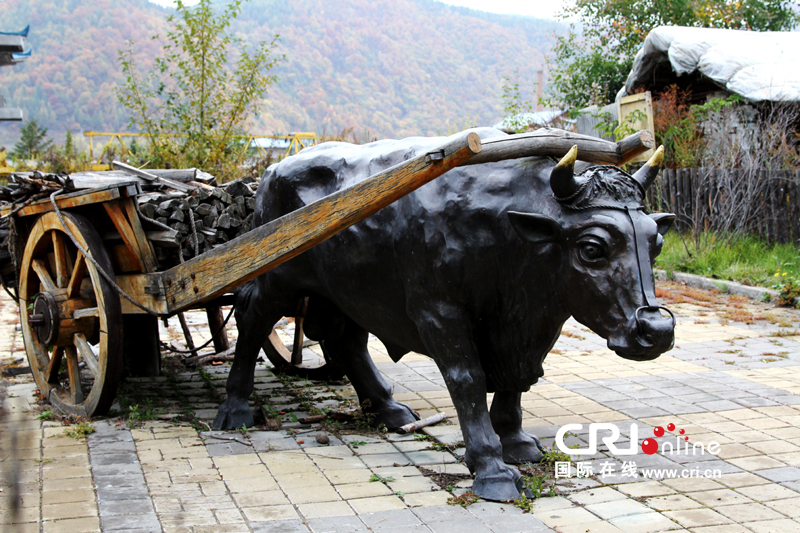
212,281 -> 278,430
490,391 -> 544,464
417,307 -> 523,502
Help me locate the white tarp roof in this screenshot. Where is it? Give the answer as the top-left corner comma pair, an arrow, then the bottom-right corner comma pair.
617,26 -> 800,103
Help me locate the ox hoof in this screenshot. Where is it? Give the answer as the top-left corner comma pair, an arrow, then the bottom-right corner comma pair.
472,467 -> 523,502
212,398 -> 254,430
501,432 -> 544,464
366,400 -> 419,430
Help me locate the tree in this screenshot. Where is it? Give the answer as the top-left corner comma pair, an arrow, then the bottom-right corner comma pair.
12,119 -> 53,159
547,0 -> 800,111
117,0 -> 283,173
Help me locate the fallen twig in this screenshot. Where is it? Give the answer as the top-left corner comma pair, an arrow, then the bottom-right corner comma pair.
199,421 -> 250,446
396,412 -> 448,434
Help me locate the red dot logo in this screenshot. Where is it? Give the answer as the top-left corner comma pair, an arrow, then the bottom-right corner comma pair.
642,438 -> 658,455
667,423 -> 676,431
685,436 -> 689,441
679,429 -> 685,435
654,426 -> 664,437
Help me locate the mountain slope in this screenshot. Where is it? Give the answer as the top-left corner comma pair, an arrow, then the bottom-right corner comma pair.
0,0 -> 561,145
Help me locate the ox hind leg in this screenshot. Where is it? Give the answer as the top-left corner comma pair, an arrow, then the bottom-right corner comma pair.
490,392 -> 544,464
321,315 -> 418,430
213,280 -> 284,430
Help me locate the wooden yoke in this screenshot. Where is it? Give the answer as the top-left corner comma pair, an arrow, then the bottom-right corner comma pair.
463,128 -> 654,167
156,131 -> 482,314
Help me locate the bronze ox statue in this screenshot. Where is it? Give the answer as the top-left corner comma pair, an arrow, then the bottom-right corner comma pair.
213,128 -> 676,501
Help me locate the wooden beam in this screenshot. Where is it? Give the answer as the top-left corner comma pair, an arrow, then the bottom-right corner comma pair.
103,201 -> 146,272
121,197 -> 159,272
462,128 -> 654,167
160,131 -> 482,313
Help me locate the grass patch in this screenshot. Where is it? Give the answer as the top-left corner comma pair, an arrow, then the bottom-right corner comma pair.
448,491 -> 479,507
63,421 -> 96,439
657,232 -> 800,287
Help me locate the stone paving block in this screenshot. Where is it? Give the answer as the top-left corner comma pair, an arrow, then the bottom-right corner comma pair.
744,519 -> 800,532
250,519 -> 311,533
755,466 -> 800,482
42,516 -> 101,533
426,518 -> 493,533
736,483 -> 800,501
336,481 -> 393,499
661,476 -> 722,492
416,463 -> 470,475
242,504 -> 300,522
42,488 -> 95,505
42,476 -> 93,492
98,498 -> 156,516
92,463 -> 144,477
285,483 -> 342,504
402,491 -> 452,507
306,515 -> 369,532
662,508 -> 733,528
349,495 -> 407,514
646,494 -> 703,511
687,488 -> 753,506
567,487 -> 627,506
480,513 -> 553,533
298,500 -> 355,518
42,500 -> 97,520
405,450 -> 458,465
716,471 -> 772,488
217,463 -> 270,480
716,501 -> 785,522
534,506 -> 601,528
90,452 -> 140,466
608,511 -> 682,533
585,499 -> 655,519
360,452 -> 412,468
387,475 -> 439,494
225,475 -> 280,493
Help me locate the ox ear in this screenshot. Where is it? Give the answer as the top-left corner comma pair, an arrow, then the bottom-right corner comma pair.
650,213 -> 676,236
508,211 -> 561,244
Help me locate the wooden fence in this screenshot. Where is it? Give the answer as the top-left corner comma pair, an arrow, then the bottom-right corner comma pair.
646,168 -> 800,245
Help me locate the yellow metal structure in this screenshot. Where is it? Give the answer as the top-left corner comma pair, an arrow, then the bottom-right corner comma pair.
82,131 -> 327,168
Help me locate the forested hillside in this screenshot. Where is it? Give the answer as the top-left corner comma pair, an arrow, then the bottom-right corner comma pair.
0,0 -> 561,145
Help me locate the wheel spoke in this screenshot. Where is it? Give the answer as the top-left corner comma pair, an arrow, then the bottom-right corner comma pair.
74,333 -> 99,378
32,259 -> 57,291
52,231 -> 69,288
65,347 -> 84,404
47,346 -> 64,384
73,307 -> 98,319
67,253 -> 86,298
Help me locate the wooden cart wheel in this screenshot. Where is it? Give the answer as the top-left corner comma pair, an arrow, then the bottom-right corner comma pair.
263,324 -> 345,382
19,212 -> 122,417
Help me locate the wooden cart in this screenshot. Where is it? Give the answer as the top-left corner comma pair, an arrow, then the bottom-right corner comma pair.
0,129 -> 653,418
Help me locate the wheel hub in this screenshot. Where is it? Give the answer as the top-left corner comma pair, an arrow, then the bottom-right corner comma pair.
29,292 -> 60,346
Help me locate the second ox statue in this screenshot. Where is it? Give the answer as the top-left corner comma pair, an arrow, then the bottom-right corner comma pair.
213,128 -> 676,501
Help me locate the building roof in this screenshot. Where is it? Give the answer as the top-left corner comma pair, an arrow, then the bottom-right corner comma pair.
617,26 -> 800,103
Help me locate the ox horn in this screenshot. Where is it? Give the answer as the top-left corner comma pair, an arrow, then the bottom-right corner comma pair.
632,145 -> 665,191
550,145 -> 579,198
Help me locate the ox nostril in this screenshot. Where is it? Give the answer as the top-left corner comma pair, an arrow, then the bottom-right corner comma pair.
635,307 -> 675,348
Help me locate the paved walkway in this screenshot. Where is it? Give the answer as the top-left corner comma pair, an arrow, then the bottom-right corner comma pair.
2,281 -> 800,532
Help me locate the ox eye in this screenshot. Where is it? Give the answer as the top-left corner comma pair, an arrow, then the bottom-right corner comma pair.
579,240 -> 605,262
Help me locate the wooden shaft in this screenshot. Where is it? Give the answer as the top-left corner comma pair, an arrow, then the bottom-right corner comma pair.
159,131 -> 482,314
177,312 -> 198,358
462,128 -> 654,167
205,306 -> 230,353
